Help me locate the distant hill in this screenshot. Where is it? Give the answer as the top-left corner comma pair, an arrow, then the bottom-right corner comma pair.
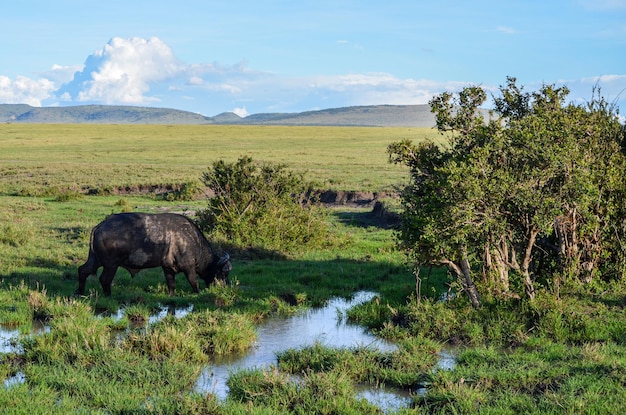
0,103 -> 439,127
237,105 -> 437,127
0,104 -> 209,124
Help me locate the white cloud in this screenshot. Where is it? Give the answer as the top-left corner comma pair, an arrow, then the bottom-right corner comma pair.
59,37 -> 184,104
232,107 -> 249,117
39,64 -> 82,86
203,83 -> 243,94
581,74 -> 626,83
0,75 -> 56,106
187,76 -> 204,86
59,92 -> 72,102
558,75 -> 626,106
304,73 -> 471,105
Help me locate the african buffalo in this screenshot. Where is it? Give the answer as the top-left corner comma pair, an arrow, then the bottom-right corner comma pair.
76,212 -> 231,296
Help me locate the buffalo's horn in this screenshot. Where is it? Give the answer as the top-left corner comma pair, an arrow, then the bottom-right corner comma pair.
217,252 -> 230,266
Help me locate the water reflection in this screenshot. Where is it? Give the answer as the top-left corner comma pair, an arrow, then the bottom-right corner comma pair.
0,327 -> 19,354
357,386 -> 413,414
148,304 -> 194,324
99,303 -> 194,324
1,321 -> 49,389
437,349 -> 457,371
0,320 -> 50,354
4,371 -> 25,388
196,291 -> 397,400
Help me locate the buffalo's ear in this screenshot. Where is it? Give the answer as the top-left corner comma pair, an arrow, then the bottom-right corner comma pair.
222,261 -> 232,273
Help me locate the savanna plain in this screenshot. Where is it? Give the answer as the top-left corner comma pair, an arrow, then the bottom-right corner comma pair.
0,124 -> 625,414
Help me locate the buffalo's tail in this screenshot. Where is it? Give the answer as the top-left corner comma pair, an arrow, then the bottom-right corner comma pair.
76,225 -> 101,295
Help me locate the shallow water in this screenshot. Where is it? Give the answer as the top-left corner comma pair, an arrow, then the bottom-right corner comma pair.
195,291 -> 414,411
1,321 -> 49,389
100,303 -> 194,325
147,304 -> 194,324
357,386 -> 414,413
0,327 -> 20,354
0,319 -> 49,354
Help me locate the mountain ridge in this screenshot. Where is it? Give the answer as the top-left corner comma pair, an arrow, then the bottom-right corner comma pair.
0,103 -> 438,127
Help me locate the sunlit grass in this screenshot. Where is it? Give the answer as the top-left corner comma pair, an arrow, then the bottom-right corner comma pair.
0,123 -> 442,194
420,341 -> 626,414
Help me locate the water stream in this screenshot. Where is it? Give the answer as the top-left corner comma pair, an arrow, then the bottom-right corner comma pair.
195,291 -> 415,411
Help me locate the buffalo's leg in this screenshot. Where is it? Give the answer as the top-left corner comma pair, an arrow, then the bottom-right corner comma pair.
76,263 -> 93,295
163,269 -> 177,296
185,271 -> 200,294
99,266 -> 118,297
76,252 -> 99,295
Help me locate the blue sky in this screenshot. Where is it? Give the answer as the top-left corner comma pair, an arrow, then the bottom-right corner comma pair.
1,0 -> 625,117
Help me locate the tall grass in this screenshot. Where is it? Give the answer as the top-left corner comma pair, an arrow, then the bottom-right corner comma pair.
277,337 -> 439,388
227,368 -> 382,414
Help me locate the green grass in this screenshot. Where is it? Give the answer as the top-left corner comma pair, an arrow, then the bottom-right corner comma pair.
0,123 -> 443,195
277,336 -> 440,388
420,341 -> 626,414
227,368 -> 383,414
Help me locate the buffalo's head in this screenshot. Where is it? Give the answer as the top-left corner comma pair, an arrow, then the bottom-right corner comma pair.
203,252 -> 232,285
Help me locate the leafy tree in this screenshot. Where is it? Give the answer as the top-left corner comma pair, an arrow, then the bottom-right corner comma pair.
389,77 -> 626,307
198,156 -> 330,254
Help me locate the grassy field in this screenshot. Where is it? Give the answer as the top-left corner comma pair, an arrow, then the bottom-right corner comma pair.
0,123 -> 443,195
1,124 -> 625,414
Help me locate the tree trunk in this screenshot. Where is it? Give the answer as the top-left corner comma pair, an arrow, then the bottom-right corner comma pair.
440,246 -> 481,309
521,227 -> 539,300
490,235 -> 511,294
460,248 -> 482,308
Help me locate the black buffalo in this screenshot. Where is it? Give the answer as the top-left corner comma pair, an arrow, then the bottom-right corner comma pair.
76,212 -> 231,296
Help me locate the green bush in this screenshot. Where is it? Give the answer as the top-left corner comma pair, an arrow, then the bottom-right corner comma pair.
164,180 -> 202,201
198,156 -> 331,254
53,190 -> 84,202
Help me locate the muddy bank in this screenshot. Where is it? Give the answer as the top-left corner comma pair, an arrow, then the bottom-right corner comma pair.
313,190 -> 398,207
83,183 -> 399,208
